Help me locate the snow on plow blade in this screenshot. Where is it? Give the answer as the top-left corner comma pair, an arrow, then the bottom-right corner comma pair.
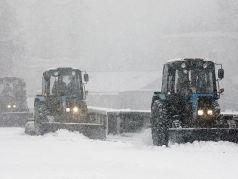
169,128 -> 238,144
39,122 -> 107,140
0,112 -> 33,127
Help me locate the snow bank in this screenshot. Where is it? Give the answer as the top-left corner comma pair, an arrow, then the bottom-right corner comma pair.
0,128 -> 237,179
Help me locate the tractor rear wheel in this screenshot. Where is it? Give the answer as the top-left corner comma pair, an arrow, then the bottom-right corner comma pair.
151,100 -> 169,146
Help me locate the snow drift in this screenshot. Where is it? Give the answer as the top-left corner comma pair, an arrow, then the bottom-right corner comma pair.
0,128 -> 237,179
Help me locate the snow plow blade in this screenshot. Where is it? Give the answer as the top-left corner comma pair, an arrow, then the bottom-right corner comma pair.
0,112 -> 33,127
107,111 -> 151,134
169,128 -> 238,144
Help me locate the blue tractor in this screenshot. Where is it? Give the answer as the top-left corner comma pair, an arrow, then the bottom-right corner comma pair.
151,58 -> 238,146
25,67 -> 106,139
0,77 -> 31,127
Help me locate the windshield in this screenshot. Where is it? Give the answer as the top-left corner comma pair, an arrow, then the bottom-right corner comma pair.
174,68 -> 215,95
49,71 -> 82,96
0,79 -> 25,98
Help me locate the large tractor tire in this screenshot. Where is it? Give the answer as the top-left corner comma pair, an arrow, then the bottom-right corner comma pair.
151,100 -> 169,146
34,102 -> 48,135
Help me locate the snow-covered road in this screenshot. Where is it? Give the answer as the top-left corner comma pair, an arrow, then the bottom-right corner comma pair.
0,128 -> 237,179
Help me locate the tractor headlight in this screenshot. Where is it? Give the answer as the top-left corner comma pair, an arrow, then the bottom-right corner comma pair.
13,105 -> 16,108
66,108 -> 71,112
198,110 -> 204,116
7,105 -> 11,109
207,110 -> 213,115
72,106 -> 79,113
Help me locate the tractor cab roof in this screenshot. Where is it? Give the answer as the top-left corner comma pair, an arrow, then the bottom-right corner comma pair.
43,67 -> 82,78
166,58 -> 215,69
167,58 -> 213,64
0,77 -> 25,83
44,67 -> 81,74
42,67 -> 85,98
0,77 -> 26,98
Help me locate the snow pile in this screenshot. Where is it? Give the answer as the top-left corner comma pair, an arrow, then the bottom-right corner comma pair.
0,128 -> 238,179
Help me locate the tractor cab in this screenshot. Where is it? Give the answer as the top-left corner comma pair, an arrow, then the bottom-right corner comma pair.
161,59 -> 223,98
156,59 -> 224,121
42,68 -> 89,99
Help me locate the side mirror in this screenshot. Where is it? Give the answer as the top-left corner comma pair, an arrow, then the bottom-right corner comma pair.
154,91 -> 166,100
219,88 -> 224,94
154,91 -> 161,95
84,74 -> 89,82
218,69 -> 224,79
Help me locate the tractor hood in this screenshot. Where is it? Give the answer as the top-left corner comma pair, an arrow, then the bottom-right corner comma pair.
0,96 -> 17,112
191,93 -> 219,121
63,96 -> 87,108
42,95 -> 88,115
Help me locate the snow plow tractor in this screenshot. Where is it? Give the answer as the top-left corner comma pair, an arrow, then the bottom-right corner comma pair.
0,77 -> 31,127
25,68 -> 106,139
151,58 -> 238,146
